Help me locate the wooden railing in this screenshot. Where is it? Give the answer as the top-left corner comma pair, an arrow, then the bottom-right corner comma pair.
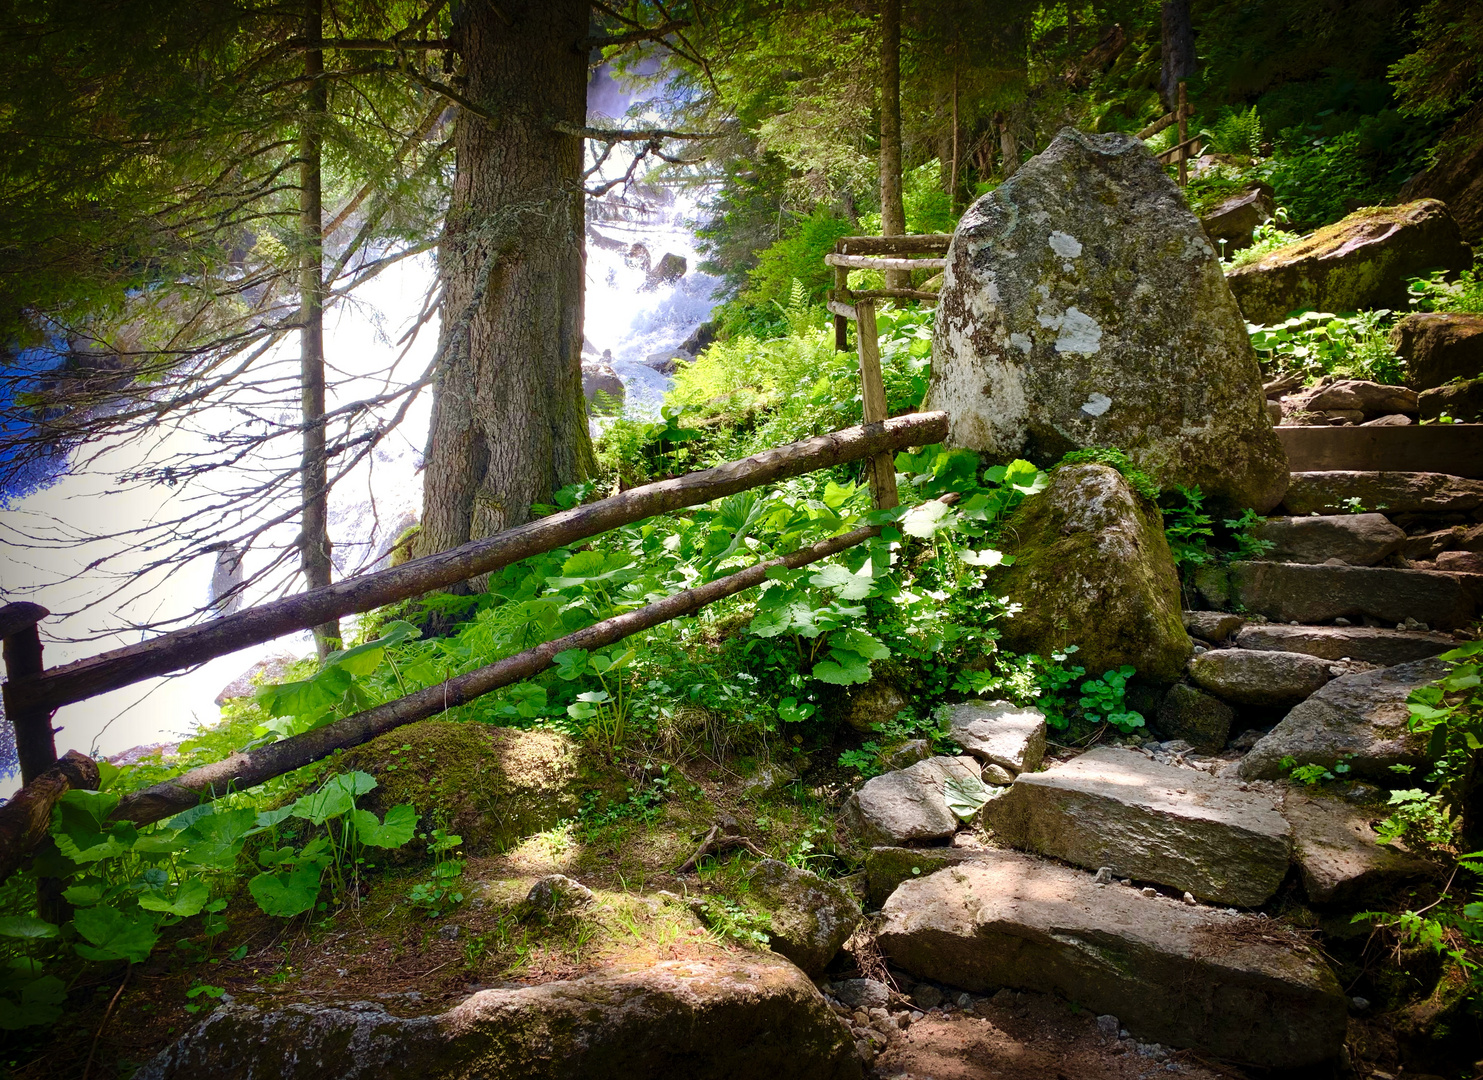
0,411 -> 947,845
1137,81 -> 1199,186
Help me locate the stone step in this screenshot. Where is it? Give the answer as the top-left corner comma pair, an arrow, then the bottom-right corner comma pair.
981,746 -> 1291,906
1234,622 -> 1458,666
877,851 -> 1348,1068
1186,648 -> 1334,709
1281,469 -> 1483,515
1275,423 -> 1483,480
1220,561 -> 1477,630
1283,789 -> 1442,906
840,756 -> 981,848
1249,512 -> 1404,565
1239,656 -> 1450,782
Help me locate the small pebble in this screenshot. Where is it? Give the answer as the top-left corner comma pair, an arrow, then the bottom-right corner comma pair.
1094,866 -> 1114,884
1333,617 -> 1351,626
1351,996 -> 1370,1011
956,992 -> 973,1008
1096,1014 -> 1120,1037
1141,886 -> 1157,898
1182,892 -> 1196,905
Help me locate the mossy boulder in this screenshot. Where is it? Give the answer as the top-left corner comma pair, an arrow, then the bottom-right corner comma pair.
339,720 -> 624,855
989,464 -> 1191,682
1226,200 -> 1472,325
926,127 -> 1288,512
744,860 -> 861,976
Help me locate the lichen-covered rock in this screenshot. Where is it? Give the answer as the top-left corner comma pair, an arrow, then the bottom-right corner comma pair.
1186,649 -> 1334,709
1250,513 -> 1406,566
1391,312 -> 1483,391
526,874 -> 594,913
1182,610 -> 1244,642
745,860 -> 862,976
840,756 -> 981,848
989,464 -> 1191,681
1288,380 -> 1418,417
1239,658 -> 1450,782
877,853 -> 1346,1067
340,721 -> 622,856
1156,683 -> 1234,752
946,700 -> 1046,774
925,128 -> 1287,512
1226,200 -> 1472,324
135,955 -> 861,1080
581,358 -> 626,408
839,679 -> 908,734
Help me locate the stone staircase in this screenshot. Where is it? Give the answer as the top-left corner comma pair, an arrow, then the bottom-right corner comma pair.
841,467 -> 1477,1070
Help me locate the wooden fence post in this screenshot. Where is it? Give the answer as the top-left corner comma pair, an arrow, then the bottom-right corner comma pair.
1,603 -> 57,785
853,300 -> 899,510
833,264 -> 850,352
1177,81 -> 1189,187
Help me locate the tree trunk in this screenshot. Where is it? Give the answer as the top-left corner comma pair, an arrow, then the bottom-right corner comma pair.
997,113 -> 1019,178
300,0 -> 339,657
878,0 -> 908,291
419,0 -> 595,563
1159,0 -> 1197,112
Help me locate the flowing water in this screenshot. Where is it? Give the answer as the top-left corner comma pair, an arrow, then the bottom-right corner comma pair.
0,69 -> 719,786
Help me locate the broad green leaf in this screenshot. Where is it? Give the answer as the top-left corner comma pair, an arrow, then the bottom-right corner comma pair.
290,787 -> 354,826
944,774 -> 999,821
323,770 -> 377,800
812,650 -> 873,685
248,864 -> 323,918
138,879 -> 211,917
747,607 -> 793,639
0,917 -> 58,941
178,808 -> 257,868
831,628 -> 890,661
809,559 -> 877,600
60,885 -> 103,907
255,806 -> 295,828
901,500 -> 954,539
323,620 -> 420,678
960,548 -> 1005,567
0,975 -> 66,1030
131,831 -> 187,857
553,648 -> 590,680
352,804 -> 417,849
821,480 -> 857,510
50,790 -> 134,863
72,905 -> 159,963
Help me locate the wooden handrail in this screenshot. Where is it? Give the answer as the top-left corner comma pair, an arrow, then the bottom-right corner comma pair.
4,413 -> 947,716
834,234 -> 952,256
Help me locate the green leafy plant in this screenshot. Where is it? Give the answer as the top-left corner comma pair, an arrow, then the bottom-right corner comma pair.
1077,667 -> 1145,733
1223,508 -> 1276,561
1408,262 -> 1483,315
1201,105 -> 1264,158
696,896 -> 772,948
408,825 -> 465,917
1280,754 -> 1353,786
837,743 -> 884,779
1226,209 -> 1300,268
1056,447 -> 1158,500
1163,486 -> 1216,570
1247,309 -> 1404,384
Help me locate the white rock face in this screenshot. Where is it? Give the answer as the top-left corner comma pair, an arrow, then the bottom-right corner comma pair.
926,128 -> 1289,511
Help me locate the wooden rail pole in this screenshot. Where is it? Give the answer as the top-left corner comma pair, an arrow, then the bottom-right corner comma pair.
1,603 -> 57,785
853,301 -> 899,510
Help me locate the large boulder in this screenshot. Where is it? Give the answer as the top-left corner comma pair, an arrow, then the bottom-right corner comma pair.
582,358 -> 626,410
925,128 -> 1288,511
1397,100 -> 1483,242
1239,657 -> 1450,782
745,860 -> 862,976
981,747 -> 1291,905
988,464 -> 1191,681
839,756 -> 980,848
1391,312 -> 1483,391
1226,200 -> 1472,324
862,846 -> 984,908
1420,377 -> 1483,423
876,853 -> 1347,1067
135,956 -> 861,1080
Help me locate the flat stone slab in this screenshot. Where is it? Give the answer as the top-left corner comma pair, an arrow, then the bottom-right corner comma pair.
982,747 -> 1291,905
946,700 -> 1046,775
1187,648 -> 1334,708
1227,561 -> 1476,630
1235,623 -> 1457,665
877,852 -> 1347,1067
137,955 -> 861,1080
1240,658 -> 1450,782
1182,610 -> 1244,642
1283,790 -> 1442,906
1250,513 -> 1405,566
840,756 -> 980,848
1281,470 -> 1483,514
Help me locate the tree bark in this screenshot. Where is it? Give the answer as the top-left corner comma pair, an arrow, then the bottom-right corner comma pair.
1159,0 -> 1197,113
300,0 -> 339,657
0,751 -> 98,887
419,0 -> 596,563
878,0 -> 909,292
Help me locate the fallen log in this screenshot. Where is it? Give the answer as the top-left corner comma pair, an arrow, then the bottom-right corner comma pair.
834,235 -> 953,256
0,750 -> 99,885
110,522 -> 888,828
825,254 -> 947,272
15,412 -> 947,716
